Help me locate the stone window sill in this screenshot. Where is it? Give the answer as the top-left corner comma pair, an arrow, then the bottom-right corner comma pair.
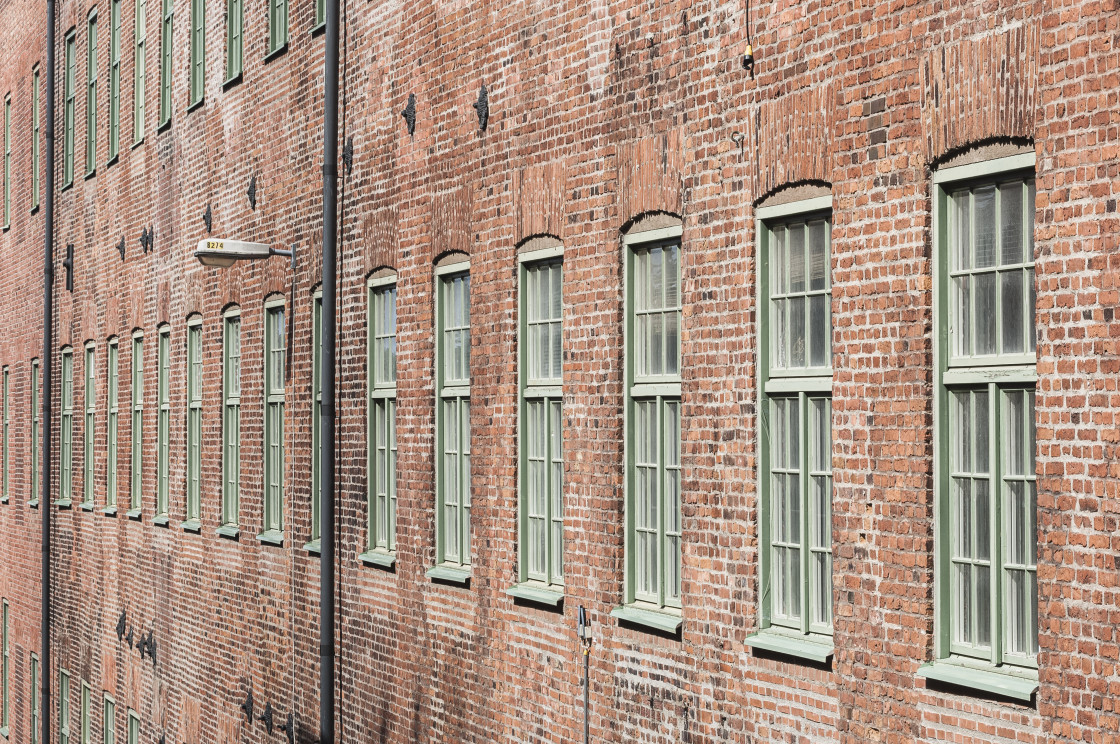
181,519 -> 202,533
216,524 -> 240,539
916,660 -> 1038,702
505,582 -> 564,609
745,629 -> 834,663
426,565 -> 470,586
152,515 -> 170,527
610,604 -> 682,634
358,549 -> 396,569
257,529 -> 285,546
304,539 -> 321,555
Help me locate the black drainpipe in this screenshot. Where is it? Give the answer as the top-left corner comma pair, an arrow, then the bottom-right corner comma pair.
319,0 -> 340,735
41,0 -> 57,739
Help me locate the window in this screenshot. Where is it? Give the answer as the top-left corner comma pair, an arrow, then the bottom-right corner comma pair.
59,670 -> 70,744
2,95 -> 9,227
2,367 -> 8,503
224,0 -> 242,80
158,0 -> 171,125
517,251 -> 563,590
31,67 -> 40,210
64,32 -> 75,187
101,696 -> 114,744
108,0 -> 120,160
61,348 -> 74,506
29,654 -> 39,744
86,11 -> 98,175
365,277 -> 397,559
1,599 -> 7,737
156,326 -> 169,519
189,0 -> 203,106
83,343 -> 96,509
106,340 -> 118,510
434,264 -> 471,573
185,319 -> 201,525
133,0 -> 146,143
614,228 -> 685,621
129,332 -> 143,514
314,0 -> 323,29
309,292 -> 322,548
746,198 -> 835,659
126,711 -> 137,744
31,359 -> 40,505
262,301 -> 285,538
221,309 -> 240,529
928,155 -> 1038,690
79,682 -> 90,744
267,0 -> 286,55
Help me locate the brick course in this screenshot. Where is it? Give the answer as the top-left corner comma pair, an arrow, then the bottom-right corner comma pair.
0,0 -> 1116,742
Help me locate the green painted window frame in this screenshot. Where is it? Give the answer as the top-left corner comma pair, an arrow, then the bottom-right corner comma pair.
156,325 -> 170,519
189,0 -> 204,106
364,275 -> 397,560
101,695 -> 114,744
930,152 -> 1040,688
433,261 -> 471,573
133,0 -> 146,144
621,226 -> 683,614
31,67 -> 40,211
125,710 -> 137,744
262,299 -> 286,539
224,0 -> 242,81
29,654 -> 39,744
221,308 -> 240,530
2,366 -> 9,503
79,682 -> 90,744
108,0 -> 120,161
751,197 -> 835,656
85,11 -> 98,176
2,95 -> 9,228
63,32 -> 76,188
31,359 -> 40,505
1,599 -> 8,737
59,669 -> 70,744
83,343 -> 96,509
158,0 -> 171,125
129,331 -> 143,515
60,348 -> 74,506
267,0 -> 287,55
516,247 -> 564,591
308,291 -> 321,549
313,0 -> 323,29
105,340 -> 118,510
185,318 -> 201,525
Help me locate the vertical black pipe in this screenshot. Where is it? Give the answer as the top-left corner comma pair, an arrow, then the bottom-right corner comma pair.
41,0 -> 56,739
320,0 -> 340,733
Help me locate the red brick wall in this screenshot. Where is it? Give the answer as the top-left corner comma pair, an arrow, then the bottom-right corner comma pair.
0,0 -> 1116,742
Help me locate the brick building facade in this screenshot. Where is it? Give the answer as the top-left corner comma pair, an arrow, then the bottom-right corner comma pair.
0,0 -> 1116,742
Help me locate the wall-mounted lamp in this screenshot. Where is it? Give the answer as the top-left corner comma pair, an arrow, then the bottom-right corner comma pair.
194,239 -> 295,270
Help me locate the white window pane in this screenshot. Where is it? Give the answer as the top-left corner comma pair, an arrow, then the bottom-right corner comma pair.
809,295 -> 828,368
1001,271 -> 1025,354
953,189 -> 970,271
789,297 -> 806,368
973,187 -> 996,268
1000,181 -> 1023,265
788,225 -> 805,293
808,221 -> 828,291
973,272 -> 997,355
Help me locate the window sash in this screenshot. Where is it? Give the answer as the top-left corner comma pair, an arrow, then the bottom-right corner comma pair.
127,712 -> 138,744
947,178 -> 1036,366
157,329 -> 170,516
268,0 -> 286,52
768,217 -> 832,374
311,296 -> 321,542
189,0 -> 204,104
86,16 -> 98,174
1,601 -> 8,732
30,655 -> 39,744
629,394 -> 681,608
437,394 -> 470,566
440,273 -> 470,387
222,314 -> 240,526
2,97 -> 9,227
2,368 -> 9,502
80,682 -> 90,744
59,671 -> 70,744
523,260 -> 563,386
263,306 -> 285,533
225,0 -> 242,79
366,284 -> 397,553
61,351 -> 74,502
102,697 -> 114,744
522,395 -> 563,585
83,347 -> 95,506
159,0 -> 172,123
130,336 -> 143,511
186,324 -> 201,520
32,69 -> 40,210
109,0 -> 121,159
631,242 -> 682,383
64,35 -> 75,186
134,0 -> 147,143
106,343 -> 118,508
31,360 -> 40,503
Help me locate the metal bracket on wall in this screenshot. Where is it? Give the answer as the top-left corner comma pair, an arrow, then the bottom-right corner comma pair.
63,244 -> 74,291
343,137 -> 353,175
248,176 -> 257,210
203,204 -> 213,233
279,712 -> 295,744
402,93 -> 417,136
240,689 -> 254,724
473,84 -> 489,132
125,626 -> 134,649
117,236 -> 126,261
115,612 -> 127,641
258,701 -> 274,734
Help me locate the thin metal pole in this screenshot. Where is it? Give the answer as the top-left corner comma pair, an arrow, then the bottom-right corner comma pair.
583,646 -> 590,744
319,0 -> 340,732
41,0 -> 56,739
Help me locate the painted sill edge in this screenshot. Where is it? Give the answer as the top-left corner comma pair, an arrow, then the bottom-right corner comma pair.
744,630 -> 834,663
55,498 -> 72,509
0,497 -> 8,504
256,529 -> 284,546
303,539 -> 321,555
152,515 -> 170,527
506,583 -> 564,608
101,506 -> 117,516
29,499 -> 39,509
610,605 -> 683,634
216,524 -> 240,539
180,519 -> 202,533
125,508 -> 142,520
358,549 -> 396,569
916,661 -> 1038,702
426,565 -> 470,585
80,501 -> 94,511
